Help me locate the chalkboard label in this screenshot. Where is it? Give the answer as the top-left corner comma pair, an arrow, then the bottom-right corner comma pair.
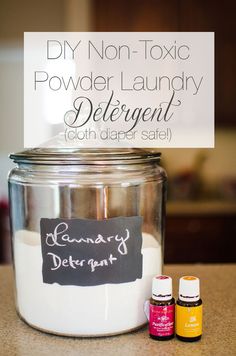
40,216 -> 143,286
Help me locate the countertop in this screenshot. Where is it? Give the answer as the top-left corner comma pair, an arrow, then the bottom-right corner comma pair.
167,201 -> 236,216
0,264 -> 236,356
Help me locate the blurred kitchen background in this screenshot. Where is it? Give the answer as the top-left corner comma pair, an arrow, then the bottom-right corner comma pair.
0,0 -> 235,264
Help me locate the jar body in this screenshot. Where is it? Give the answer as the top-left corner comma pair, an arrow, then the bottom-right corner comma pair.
9,153 -> 167,336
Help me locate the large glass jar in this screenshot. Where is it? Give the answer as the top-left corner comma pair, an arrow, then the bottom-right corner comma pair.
8,148 -> 167,337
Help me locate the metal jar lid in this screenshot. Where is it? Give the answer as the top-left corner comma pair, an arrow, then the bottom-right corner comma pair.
9,148 -> 161,166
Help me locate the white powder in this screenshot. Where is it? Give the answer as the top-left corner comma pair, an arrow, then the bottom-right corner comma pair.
13,230 -> 162,336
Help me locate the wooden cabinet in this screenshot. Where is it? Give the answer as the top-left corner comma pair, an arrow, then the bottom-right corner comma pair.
0,202 -> 11,264
93,0 -> 179,32
179,0 -> 236,126
92,0 -> 236,126
165,214 -> 236,263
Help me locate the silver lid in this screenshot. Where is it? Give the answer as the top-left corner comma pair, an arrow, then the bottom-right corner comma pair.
9,148 -> 161,165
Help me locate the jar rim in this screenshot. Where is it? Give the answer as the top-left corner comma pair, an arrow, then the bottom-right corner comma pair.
9,148 -> 161,165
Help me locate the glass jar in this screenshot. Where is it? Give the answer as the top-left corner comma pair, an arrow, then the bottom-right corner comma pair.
8,148 -> 167,337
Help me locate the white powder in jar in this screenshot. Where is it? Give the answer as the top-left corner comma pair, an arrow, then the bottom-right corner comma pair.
13,230 -> 162,336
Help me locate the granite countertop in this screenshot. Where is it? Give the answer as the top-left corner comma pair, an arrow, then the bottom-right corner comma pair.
0,264 -> 235,356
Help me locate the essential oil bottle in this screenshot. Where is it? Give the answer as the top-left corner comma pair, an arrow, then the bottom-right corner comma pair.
149,275 -> 175,340
176,276 -> 203,342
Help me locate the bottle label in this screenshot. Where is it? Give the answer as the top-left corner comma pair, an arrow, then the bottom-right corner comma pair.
149,303 -> 175,337
176,304 -> 202,337
40,216 -> 143,286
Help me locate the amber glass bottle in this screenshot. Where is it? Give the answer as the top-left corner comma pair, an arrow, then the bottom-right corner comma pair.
149,275 -> 175,340
176,276 -> 203,342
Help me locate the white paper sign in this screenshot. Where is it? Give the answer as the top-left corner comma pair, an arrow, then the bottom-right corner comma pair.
24,32 -> 214,148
